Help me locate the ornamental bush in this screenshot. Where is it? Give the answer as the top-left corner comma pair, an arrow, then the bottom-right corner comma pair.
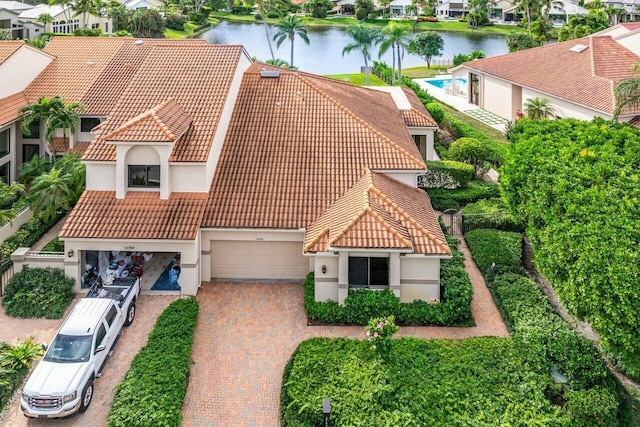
2,266 -> 75,319
365,315 -> 399,356
0,340 -> 40,415
464,229 -> 522,274
500,117 -> 640,379
461,198 -> 523,232
108,297 -> 198,427
426,180 -> 500,211
445,137 -> 506,170
418,160 -> 474,189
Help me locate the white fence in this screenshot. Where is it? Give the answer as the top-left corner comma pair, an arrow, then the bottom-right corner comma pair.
0,207 -> 33,243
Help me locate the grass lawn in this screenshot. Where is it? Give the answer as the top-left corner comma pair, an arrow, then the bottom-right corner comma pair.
440,102 -> 508,143
325,73 -> 388,86
164,21 -> 216,39
415,20 -> 525,35
403,65 -> 449,79
282,337 -> 567,425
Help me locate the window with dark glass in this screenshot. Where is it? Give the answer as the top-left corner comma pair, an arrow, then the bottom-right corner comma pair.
94,323 -> 107,353
80,117 -> 101,133
23,120 -> 40,139
348,257 -> 389,289
0,162 -> 9,185
128,165 -> 160,188
0,129 -> 9,157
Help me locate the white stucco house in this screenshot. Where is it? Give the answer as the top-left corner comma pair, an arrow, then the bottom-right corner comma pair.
0,1 -> 32,39
0,36 -> 445,305
122,0 -> 163,10
18,4 -> 112,37
450,23 -> 640,125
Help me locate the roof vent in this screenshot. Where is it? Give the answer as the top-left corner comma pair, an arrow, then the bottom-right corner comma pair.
86,61 -> 95,67
569,44 -> 588,53
261,70 -> 280,79
134,39 -> 143,45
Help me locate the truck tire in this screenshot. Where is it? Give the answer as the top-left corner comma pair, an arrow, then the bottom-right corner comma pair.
79,379 -> 93,413
124,301 -> 135,326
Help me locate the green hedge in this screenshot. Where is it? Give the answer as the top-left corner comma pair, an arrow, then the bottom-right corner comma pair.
461,198 -> 523,232
2,266 -> 75,319
418,160 -> 474,189
0,209 -> 66,259
489,273 -> 629,426
304,236 -> 472,326
41,237 -> 64,252
426,180 -> 501,211
464,229 -> 522,274
108,298 -> 199,427
444,136 -> 506,169
440,116 -> 507,166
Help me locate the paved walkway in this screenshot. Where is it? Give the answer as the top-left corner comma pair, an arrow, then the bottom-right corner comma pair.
0,295 -> 177,427
30,214 -> 68,252
182,240 -> 507,426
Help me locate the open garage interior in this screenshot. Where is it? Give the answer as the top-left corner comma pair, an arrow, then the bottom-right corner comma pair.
210,241 -> 309,281
82,250 -> 182,292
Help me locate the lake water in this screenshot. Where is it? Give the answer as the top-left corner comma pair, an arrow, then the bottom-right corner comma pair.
200,21 -> 509,75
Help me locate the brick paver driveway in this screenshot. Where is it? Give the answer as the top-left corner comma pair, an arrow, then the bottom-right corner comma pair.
0,295 -> 177,427
182,239 -> 507,426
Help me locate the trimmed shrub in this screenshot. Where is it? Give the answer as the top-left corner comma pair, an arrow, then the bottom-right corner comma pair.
0,209 -> 66,259
426,102 -> 444,124
166,14 -> 185,30
73,28 -> 102,36
461,198 -> 523,232
440,116 -> 507,165
419,160 -> 474,189
464,229 -> 522,274
107,298 -> 198,427
304,236 -> 472,326
2,266 -> 74,319
445,137 -> 506,170
42,237 -> 64,252
426,180 -> 500,211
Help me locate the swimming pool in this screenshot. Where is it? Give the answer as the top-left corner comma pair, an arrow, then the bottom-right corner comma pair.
425,77 -> 467,89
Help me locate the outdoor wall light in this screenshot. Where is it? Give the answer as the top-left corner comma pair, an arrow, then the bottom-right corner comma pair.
322,265 -> 327,274
323,397 -> 331,427
67,250 -> 74,258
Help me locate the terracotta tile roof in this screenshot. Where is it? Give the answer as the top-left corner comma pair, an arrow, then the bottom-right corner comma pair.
48,137 -> 91,154
401,87 -> 438,127
0,91 -> 28,127
80,38 -> 207,116
304,170 -> 450,255
629,115 -> 640,128
620,23 -> 640,31
456,35 -> 640,115
59,191 -> 208,240
0,40 -> 23,66
102,98 -> 192,143
24,37 -> 128,105
84,44 -> 246,163
203,64 -> 427,229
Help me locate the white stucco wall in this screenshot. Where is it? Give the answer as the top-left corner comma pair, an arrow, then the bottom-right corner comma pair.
170,164 -> 209,192
312,254 -> 339,302
612,32 -> 640,56
372,170 -> 423,187
521,87 -> 609,120
399,256 -> 441,302
200,228 -> 306,281
0,45 -> 53,99
85,162 -> 116,191
482,75 -> 512,119
62,237 -> 200,294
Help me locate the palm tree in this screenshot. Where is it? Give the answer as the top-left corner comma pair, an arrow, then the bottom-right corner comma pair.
255,0 -> 287,61
36,13 -> 54,33
378,22 -> 411,85
524,97 -> 556,119
72,0 -> 98,28
18,155 -> 54,186
20,96 -> 85,159
273,15 -> 309,68
49,0 -> 74,26
613,62 -> 640,121
342,25 -> 383,86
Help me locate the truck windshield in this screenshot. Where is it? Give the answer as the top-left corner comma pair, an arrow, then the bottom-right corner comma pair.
43,334 -> 93,363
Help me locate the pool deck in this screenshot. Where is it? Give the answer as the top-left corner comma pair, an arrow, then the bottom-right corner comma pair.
416,76 -> 508,133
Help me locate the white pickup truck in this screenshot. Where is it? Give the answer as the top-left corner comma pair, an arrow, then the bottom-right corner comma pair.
21,276 -> 139,419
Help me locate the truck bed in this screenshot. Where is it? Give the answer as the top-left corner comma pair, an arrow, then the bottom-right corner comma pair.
86,277 -> 139,307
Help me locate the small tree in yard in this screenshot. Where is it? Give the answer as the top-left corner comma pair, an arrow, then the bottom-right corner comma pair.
408,31 -> 444,69
365,315 -> 399,359
524,97 -> 556,119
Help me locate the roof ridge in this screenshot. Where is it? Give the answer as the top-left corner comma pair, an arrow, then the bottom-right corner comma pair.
369,185 -> 450,254
103,97 -> 179,141
328,205 -> 369,247
303,228 -> 329,253
297,74 -> 425,170
329,206 -> 412,249
152,98 -> 177,140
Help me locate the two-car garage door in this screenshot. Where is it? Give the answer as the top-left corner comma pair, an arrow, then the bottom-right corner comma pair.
210,241 -> 309,280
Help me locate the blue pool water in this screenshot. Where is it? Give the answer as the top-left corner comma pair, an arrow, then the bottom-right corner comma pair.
425,78 -> 467,89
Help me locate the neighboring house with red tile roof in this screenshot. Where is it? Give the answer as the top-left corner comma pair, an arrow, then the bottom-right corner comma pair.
2,37 -> 445,305
450,23 -> 640,125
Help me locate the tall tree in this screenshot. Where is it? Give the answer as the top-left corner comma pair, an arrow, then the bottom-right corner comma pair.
342,24 -> 382,86
273,15 -> 309,68
302,0 -> 332,18
255,0 -> 287,61
49,0 -> 74,25
72,0 -> 98,28
408,31 -> 444,69
523,97 -> 556,119
513,0 -> 540,35
106,0 -> 127,31
19,96 -> 85,159
505,32 -> 540,51
37,13 -> 54,33
613,61 -> 640,121
18,155 -> 53,187
378,22 -> 411,85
